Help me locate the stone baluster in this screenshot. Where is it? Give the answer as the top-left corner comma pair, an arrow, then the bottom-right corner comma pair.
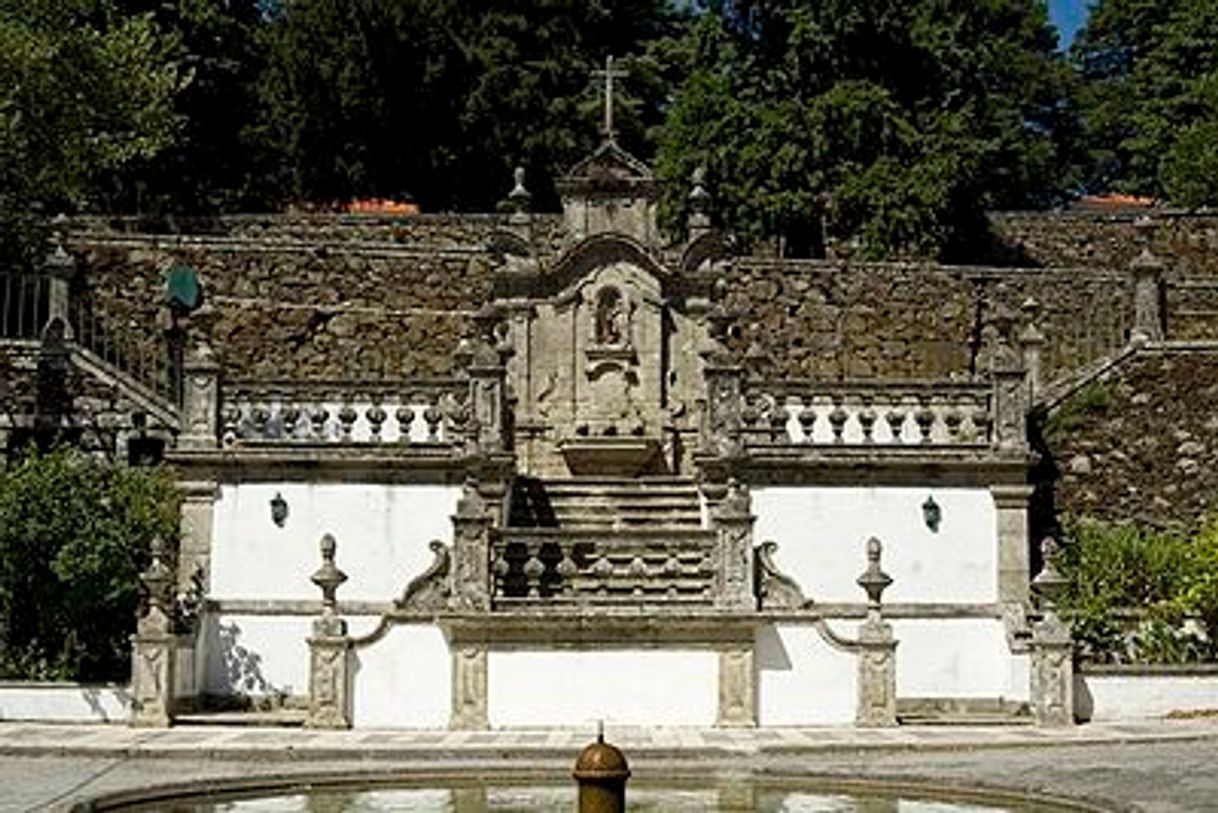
131,536 -> 177,728
366,396 -> 386,443
855,537 -> 897,727
914,394 -> 935,444
885,404 -> 905,444
1029,537 -> 1074,727
1018,297 -> 1046,402
797,398 -> 817,444
506,166 -> 532,233
337,395 -> 358,441
309,402 -> 329,440
711,479 -> 755,611
424,400 -> 444,442
281,405 -> 301,439
250,402 -> 270,438
448,477 -> 492,611
828,395 -> 848,443
687,166 -> 713,241
305,534 -> 353,729
858,395 -> 877,444
396,403 -> 415,444
1129,217 -> 1165,344
179,304 -> 220,450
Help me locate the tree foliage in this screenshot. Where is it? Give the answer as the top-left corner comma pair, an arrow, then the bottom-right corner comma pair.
256,0 -> 689,211
0,0 -> 184,267
656,0 -> 1076,259
0,447 -> 180,681
1073,0 -> 1218,205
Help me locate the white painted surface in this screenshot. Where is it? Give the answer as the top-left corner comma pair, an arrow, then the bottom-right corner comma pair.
200,613 -> 313,697
893,619 -> 1027,700
0,684 -> 130,722
210,483 -> 460,601
488,650 -> 717,727
353,625 -> 450,729
758,624 -> 858,725
1077,673 -> 1218,721
753,487 -> 997,604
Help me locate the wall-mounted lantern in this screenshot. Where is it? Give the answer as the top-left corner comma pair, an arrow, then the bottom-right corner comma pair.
922,494 -> 941,533
270,492 -> 289,527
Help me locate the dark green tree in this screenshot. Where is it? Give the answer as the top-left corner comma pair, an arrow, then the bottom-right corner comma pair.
1073,0 -> 1218,205
0,447 -> 180,681
0,0 -> 184,268
255,0 -> 689,211
656,1 -> 1076,259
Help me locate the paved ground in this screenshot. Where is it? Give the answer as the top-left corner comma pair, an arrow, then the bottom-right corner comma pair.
2,718 -> 1217,812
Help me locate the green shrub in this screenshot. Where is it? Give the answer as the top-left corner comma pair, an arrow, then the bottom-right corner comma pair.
1056,516 -> 1217,663
0,446 -> 179,682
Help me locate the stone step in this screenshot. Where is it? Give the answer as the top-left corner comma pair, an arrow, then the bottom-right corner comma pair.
896,697 -> 1032,726
510,476 -> 704,530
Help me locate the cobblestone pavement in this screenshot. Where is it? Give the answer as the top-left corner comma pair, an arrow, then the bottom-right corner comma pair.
1,719 -> 1216,812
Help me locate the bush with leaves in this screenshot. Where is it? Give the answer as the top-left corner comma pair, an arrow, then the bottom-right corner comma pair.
1056,516 -> 1218,663
0,446 -> 179,682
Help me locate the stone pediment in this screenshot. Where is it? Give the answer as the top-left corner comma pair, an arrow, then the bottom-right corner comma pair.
561,140 -> 654,188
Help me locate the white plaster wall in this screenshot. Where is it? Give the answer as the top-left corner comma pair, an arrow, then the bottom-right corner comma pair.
352,625 -> 450,729
210,483 -> 460,602
200,613 -> 313,697
758,624 -> 858,725
0,684 -> 130,722
893,619 -> 1027,700
1077,674 -> 1218,721
488,650 -> 717,727
753,487 -> 997,604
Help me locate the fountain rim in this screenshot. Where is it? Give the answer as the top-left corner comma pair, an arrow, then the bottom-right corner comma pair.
73,764 -> 1123,813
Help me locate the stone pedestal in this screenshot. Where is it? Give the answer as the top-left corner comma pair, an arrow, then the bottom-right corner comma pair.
856,619 -> 898,727
711,480 -> 754,611
991,484 -> 1034,605
716,645 -> 756,728
130,622 -> 176,728
1030,616 -> 1074,727
305,617 -> 353,729
450,646 -> 489,730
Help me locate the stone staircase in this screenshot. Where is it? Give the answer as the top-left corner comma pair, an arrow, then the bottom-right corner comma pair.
508,476 -> 704,531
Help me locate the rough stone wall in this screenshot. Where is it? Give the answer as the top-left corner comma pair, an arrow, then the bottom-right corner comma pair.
990,210 -> 1218,275
1042,348 -> 1218,529
726,260 -> 1132,382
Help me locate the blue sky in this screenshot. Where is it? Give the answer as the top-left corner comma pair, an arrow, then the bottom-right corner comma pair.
1049,0 -> 1090,47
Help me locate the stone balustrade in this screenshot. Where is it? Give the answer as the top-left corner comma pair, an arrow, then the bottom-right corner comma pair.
219,379 -> 469,446
740,381 -> 994,448
490,528 -> 717,607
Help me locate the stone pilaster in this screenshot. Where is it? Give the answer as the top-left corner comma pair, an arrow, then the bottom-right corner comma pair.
449,478 -> 492,611
131,537 -> 176,728
305,534 -> 353,729
42,225 -> 75,340
711,479 -> 754,610
177,480 -> 217,593
450,645 -> 488,730
716,645 -> 756,728
1030,538 -> 1074,727
990,338 -> 1028,454
179,330 -> 219,450
1130,250 -> 1165,344
1018,298 -> 1045,402
991,484 -> 1034,605
855,537 -> 897,728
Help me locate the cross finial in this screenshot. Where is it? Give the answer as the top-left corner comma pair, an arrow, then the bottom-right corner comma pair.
592,55 -> 627,140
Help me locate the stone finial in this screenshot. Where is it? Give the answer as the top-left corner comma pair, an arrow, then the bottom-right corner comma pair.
311,533 -> 348,611
508,166 -> 531,213
140,535 -> 174,620
688,166 -> 712,235
857,537 -> 893,613
1031,537 -> 1067,611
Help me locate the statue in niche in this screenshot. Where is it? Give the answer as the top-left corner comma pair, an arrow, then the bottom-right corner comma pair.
594,286 -> 631,347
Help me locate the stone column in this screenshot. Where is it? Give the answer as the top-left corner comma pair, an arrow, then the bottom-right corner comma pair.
131,536 -> 177,728
991,484 -> 1034,605
1029,538 -> 1074,727
700,305 -> 744,460
716,644 -> 756,728
990,335 -> 1028,454
42,224 -> 75,340
305,534 -> 353,729
1130,248 -> 1165,344
449,478 -> 492,611
711,479 -> 755,610
450,645 -> 488,730
465,304 -> 513,457
179,307 -> 220,449
1018,298 -> 1045,402
855,537 -> 897,728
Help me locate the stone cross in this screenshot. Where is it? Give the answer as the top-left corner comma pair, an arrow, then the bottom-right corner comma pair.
592,55 -> 627,139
